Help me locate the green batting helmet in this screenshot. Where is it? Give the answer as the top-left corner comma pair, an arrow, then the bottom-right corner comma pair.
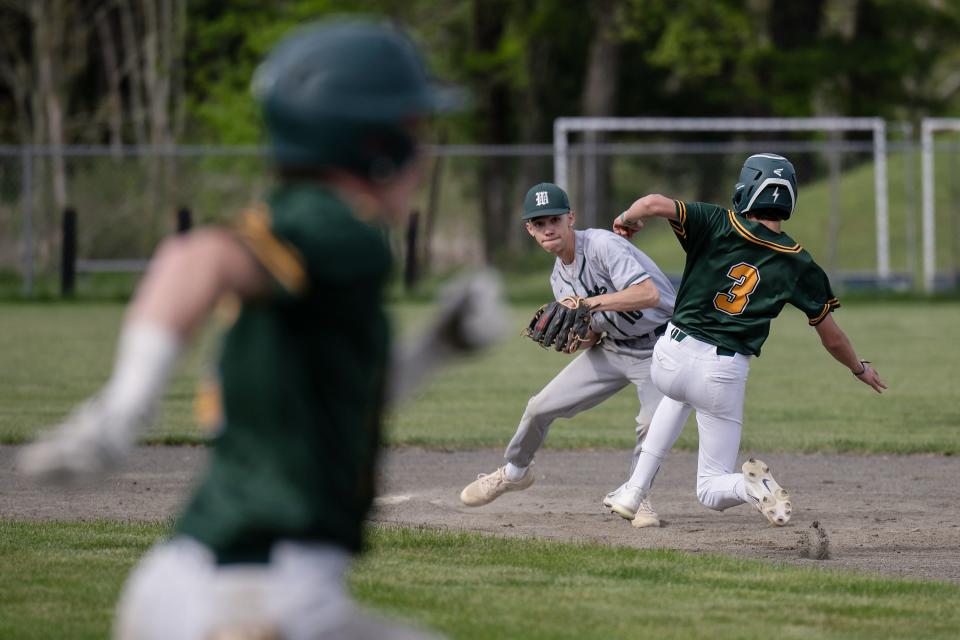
252,19 -> 463,177
731,153 -> 798,219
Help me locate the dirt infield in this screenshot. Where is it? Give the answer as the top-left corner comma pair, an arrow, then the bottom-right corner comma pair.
2,446 -> 958,583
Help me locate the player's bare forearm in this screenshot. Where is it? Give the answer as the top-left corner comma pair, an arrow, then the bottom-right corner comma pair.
587,279 -> 659,313
128,229 -> 272,339
814,315 -> 887,393
613,194 -> 678,239
814,316 -> 863,371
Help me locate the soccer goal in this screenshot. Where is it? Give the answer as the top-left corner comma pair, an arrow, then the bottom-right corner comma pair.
920,118 -> 960,293
553,117 -> 892,284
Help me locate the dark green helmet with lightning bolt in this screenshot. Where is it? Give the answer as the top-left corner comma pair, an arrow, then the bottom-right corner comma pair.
731,153 -> 798,219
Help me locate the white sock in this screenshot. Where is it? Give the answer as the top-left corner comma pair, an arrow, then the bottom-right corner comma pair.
101,323 -> 183,424
625,450 -> 664,491
504,462 -> 527,482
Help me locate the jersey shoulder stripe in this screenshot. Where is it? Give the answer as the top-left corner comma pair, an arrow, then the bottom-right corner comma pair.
808,298 -> 842,325
726,210 -> 802,254
623,271 -> 649,287
233,204 -> 308,295
670,200 -> 687,238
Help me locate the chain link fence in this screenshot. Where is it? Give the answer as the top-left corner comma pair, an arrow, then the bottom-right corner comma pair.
1,134 -> 956,297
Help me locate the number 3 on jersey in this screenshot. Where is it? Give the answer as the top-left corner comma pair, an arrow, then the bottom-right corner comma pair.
713,262 -> 760,315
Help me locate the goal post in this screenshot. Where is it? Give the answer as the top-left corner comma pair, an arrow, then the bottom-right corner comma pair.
920,118 -> 960,293
553,117 -> 890,282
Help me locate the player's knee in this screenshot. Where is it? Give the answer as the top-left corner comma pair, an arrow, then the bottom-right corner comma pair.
524,394 -> 545,419
524,391 -> 575,422
696,480 -> 727,511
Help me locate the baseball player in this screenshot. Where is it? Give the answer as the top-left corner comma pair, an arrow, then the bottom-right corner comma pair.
460,182 -> 676,527
19,20 -> 505,639
608,153 -> 886,528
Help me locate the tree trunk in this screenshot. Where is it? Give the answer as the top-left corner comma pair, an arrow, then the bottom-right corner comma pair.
518,18 -> 550,253
170,0 -> 188,142
95,9 -> 124,158
473,0 -> 515,263
0,11 -> 35,145
580,0 -> 621,229
119,0 -> 148,146
32,0 -> 69,211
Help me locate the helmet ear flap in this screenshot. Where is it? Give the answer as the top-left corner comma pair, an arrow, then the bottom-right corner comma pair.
732,183 -> 745,211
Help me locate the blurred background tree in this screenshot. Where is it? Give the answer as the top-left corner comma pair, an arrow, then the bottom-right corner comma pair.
1,0 -> 959,264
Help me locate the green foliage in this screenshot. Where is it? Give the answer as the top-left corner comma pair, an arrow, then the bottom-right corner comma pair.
185,0 -> 393,142
644,1 -> 758,83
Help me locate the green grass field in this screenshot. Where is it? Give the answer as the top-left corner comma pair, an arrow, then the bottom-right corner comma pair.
2,299 -> 958,637
1,300 -> 957,453
2,522 -> 959,640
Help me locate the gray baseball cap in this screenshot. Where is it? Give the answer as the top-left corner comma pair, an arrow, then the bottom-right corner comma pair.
522,182 -> 571,220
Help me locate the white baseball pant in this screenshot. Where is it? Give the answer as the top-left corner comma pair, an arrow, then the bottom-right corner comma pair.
627,323 -> 752,510
114,536 -> 439,640
504,342 -> 663,473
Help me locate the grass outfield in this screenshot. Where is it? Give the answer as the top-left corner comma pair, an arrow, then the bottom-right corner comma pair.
1,522 -> 958,640
1,300 -> 955,454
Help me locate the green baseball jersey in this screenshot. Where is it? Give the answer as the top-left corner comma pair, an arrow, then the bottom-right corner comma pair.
668,200 -> 839,356
176,183 -> 392,563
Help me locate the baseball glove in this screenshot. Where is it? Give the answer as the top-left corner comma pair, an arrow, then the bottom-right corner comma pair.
523,296 -> 593,354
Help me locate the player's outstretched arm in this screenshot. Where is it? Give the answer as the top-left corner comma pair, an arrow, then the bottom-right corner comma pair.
813,315 -> 887,393
387,269 -> 508,406
613,194 -> 678,239
18,231 -> 271,484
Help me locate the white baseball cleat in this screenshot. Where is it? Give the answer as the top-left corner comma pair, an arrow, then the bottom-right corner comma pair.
742,458 -> 792,526
602,483 -> 626,508
607,486 -> 661,528
460,463 -> 534,507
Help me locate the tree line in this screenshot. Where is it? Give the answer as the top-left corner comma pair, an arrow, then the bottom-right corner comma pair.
1,0 -> 958,261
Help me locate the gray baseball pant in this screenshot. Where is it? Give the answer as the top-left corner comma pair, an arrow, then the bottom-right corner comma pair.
504,343 -> 664,472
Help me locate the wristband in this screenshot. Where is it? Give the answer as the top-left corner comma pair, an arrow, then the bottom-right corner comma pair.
853,360 -> 871,376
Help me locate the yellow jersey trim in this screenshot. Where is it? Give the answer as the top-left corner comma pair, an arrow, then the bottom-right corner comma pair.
808,299 -> 841,325
670,200 -> 687,238
233,204 -> 308,295
727,210 -> 802,254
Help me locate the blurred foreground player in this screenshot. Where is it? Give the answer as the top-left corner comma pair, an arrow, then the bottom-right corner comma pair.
19,20 -> 504,639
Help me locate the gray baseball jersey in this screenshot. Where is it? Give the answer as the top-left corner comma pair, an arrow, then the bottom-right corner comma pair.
550,229 -> 676,355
